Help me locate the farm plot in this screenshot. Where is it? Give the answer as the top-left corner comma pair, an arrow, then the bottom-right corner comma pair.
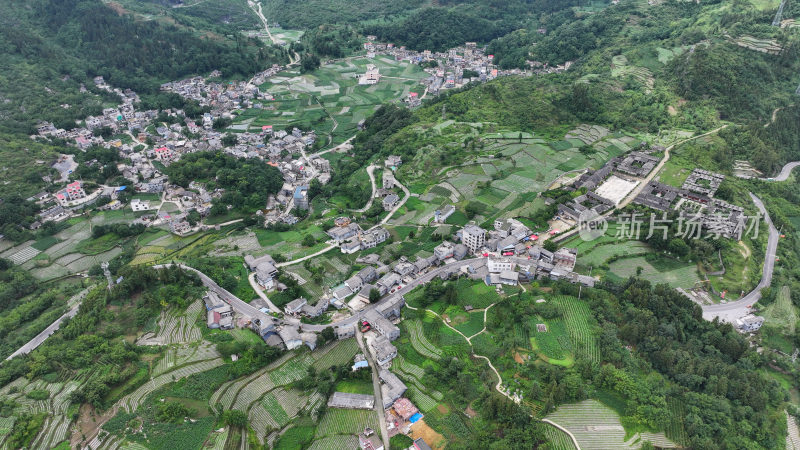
543,424 -> 578,450
545,399 -> 676,449
565,124 -> 610,145
611,55 -> 654,90
249,402 -> 280,443
405,320 -> 443,360
315,408 -> 378,438
207,428 -> 229,450
8,245 -> 40,265
213,367 -> 272,410
30,414 -> 71,450
120,358 -> 223,412
270,353 -> 314,385
260,392 -> 290,426
136,301 -> 203,346
311,338 -> 359,371
308,435 -> 359,450
607,256 -> 699,289
551,296 -> 599,364
153,343 -> 220,377
579,241 -> 650,267
232,373 -> 277,412
393,355 -> 426,379
531,318 -> 572,365
453,312 -> 485,337
406,385 -> 438,412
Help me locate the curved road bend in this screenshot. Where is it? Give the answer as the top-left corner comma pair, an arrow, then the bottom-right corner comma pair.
701,193 -> 779,322
6,286 -> 94,361
764,161 -> 800,181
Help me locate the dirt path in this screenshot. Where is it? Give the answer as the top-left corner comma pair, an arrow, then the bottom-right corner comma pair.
402,292 -> 580,447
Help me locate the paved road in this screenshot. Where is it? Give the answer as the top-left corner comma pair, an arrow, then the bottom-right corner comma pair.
247,272 -> 282,312
154,258 -> 483,332
701,193 -> 779,322
6,286 -> 93,361
764,161 -> 800,181
356,328 -> 391,450
154,264 -> 275,326
298,257 -> 484,333
275,245 -> 336,268
352,164 -> 377,213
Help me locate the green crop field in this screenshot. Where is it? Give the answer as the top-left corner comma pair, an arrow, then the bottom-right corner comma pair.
405,319 -> 443,360
546,399 -> 676,449
551,296 -> 600,364
607,256 -> 700,289
311,338 -> 360,371
453,311 -> 485,337
579,241 -> 650,267
314,409 -> 377,438
454,279 -> 499,309
543,424 -> 578,450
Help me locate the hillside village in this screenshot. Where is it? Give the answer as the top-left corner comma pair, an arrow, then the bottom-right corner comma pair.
4,0 -> 800,448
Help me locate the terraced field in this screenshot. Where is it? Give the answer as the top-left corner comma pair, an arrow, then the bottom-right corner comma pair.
405,320 -> 443,360
314,408 -> 378,438
607,256 -> 700,289
136,300 -> 204,346
311,338 -> 360,371
0,378 -> 81,450
551,296 -> 600,364
543,424 -> 578,450
120,358 -> 224,412
545,399 -> 676,449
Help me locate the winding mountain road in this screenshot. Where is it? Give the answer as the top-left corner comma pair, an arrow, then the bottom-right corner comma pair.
764,161 -> 800,181
701,193 -> 779,322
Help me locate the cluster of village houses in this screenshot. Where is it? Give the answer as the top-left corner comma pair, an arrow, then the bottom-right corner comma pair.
362,39 -> 573,107
552,144 -> 747,240
29,36 -> 571,233
30,64 -> 333,232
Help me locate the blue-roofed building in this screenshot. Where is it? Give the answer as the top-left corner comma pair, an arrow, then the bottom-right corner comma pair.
293,185 -> 309,210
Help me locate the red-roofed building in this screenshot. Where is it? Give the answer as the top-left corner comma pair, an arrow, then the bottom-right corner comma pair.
392,398 -> 419,420
154,147 -> 174,161
56,181 -> 87,206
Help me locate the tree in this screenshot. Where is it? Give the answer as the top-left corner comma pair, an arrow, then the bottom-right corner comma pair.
302,234 -> 316,247
369,288 -> 381,303
222,133 -> 238,147
543,240 -> 558,252
222,410 -> 248,428
320,327 -> 335,344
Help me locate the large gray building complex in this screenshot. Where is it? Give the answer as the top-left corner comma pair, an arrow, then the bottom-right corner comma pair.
634,181 -> 683,211
682,169 -> 725,197
616,151 -> 660,177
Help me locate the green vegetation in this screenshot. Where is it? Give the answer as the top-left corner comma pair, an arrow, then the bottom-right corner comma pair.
166,152 -> 284,213
0,0 -> 287,135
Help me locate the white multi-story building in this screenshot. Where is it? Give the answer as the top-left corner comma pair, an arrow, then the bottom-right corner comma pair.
487,257 -> 515,273
461,224 -> 486,254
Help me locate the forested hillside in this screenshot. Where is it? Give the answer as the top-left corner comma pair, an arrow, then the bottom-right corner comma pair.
0,0 -> 287,134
